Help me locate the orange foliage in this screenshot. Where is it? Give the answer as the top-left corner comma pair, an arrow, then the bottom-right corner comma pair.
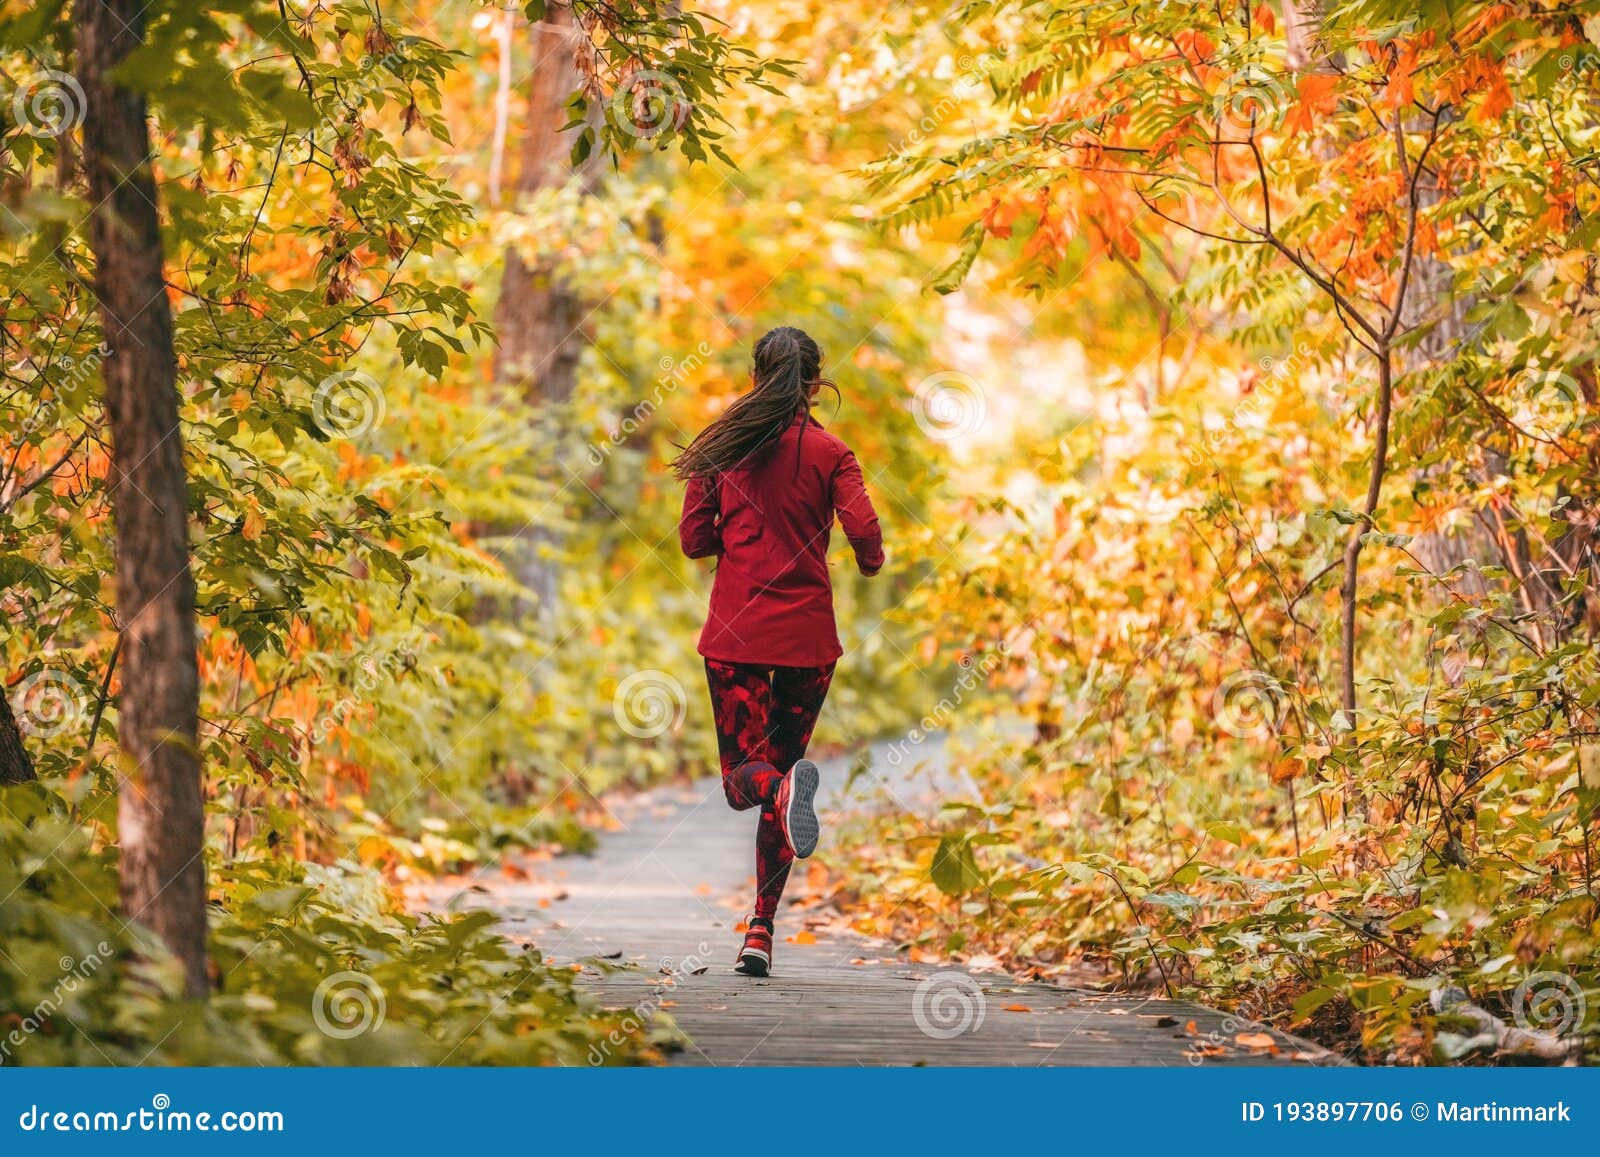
1282,74 -> 1340,136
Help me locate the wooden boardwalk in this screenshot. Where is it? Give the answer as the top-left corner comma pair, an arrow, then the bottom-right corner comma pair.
438,741 -> 1341,1067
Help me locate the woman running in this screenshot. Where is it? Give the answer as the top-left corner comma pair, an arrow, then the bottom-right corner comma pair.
674,326 -> 885,976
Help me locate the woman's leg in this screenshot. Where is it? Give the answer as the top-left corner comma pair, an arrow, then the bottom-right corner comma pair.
751,662 -> 837,920
768,662 -> 836,770
703,659 -> 781,809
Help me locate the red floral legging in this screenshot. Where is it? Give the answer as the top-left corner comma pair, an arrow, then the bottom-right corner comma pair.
704,658 -> 836,921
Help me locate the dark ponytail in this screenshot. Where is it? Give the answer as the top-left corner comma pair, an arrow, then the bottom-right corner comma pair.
671,327 -> 836,479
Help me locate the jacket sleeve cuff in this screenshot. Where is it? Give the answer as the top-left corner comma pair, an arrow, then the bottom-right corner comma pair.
850,537 -> 885,575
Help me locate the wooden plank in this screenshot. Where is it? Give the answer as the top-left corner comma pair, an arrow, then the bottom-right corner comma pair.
430,749 -> 1343,1068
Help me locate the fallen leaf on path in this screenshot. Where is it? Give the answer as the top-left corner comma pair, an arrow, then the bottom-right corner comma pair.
1149,1016 -> 1179,1028
690,965 -> 708,975
1235,1032 -> 1280,1053
694,883 -> 712,896
786,930 -> 817,945
1183,1019 -> 1198,1035
1002,1003 -> 1033,1012
1026,1041 -> 1061,1048
659,1001 -> 676,1008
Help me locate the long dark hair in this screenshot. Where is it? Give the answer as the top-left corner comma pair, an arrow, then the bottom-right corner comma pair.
671,327 -> 836,479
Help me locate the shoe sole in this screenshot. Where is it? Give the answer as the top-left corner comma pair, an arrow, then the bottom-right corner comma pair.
735,946 -> 770,977
784,759 -> 821,859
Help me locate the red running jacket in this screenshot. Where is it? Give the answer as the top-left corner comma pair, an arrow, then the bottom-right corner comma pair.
679,410 -> 885,667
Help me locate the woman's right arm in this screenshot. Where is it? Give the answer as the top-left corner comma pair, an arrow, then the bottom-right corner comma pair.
679,474 -> 722,559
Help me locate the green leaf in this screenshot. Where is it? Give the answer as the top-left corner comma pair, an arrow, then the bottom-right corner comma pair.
929,225 -> 985,295
930,835 -> 985,897
1291,986 -> 1341,1022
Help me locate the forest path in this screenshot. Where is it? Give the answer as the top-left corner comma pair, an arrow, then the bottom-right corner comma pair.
433,737 -> 1341,1066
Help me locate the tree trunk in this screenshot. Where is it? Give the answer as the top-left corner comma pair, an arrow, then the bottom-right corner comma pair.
1280,2 -> 1321,71
77,0 -> 209,997
493,0 -> 597,402
493,1 -> 601,627
0,685 -> 37,785
1404,125 -> 1593,649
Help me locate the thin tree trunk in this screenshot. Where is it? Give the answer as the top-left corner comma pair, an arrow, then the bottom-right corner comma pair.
77,0 -> 208,997
1280,1 -> 1321,71
488,4 -> 514,207
1339,346 -> 1394,816
0,685 -> 37,785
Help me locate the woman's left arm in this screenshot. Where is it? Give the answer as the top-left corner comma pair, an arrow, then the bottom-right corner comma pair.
679,474 -> 722,559
831,451 -> 885,576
